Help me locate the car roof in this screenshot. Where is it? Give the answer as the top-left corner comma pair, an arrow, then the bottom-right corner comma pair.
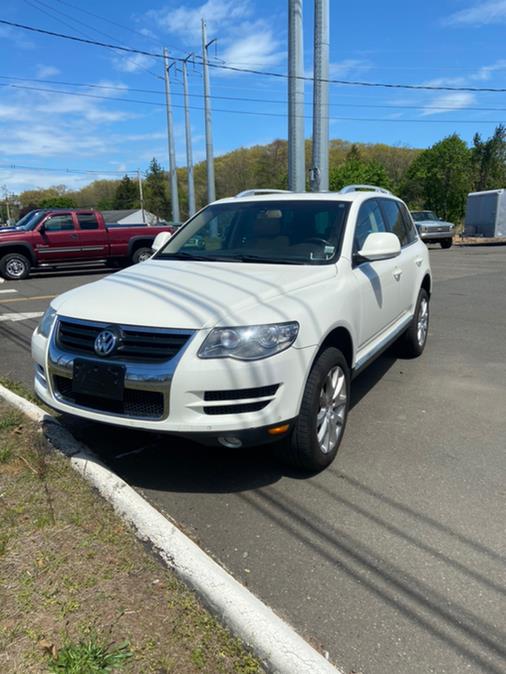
214,190 -> 403,206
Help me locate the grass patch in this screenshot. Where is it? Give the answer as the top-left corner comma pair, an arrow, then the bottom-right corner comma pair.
48,637 -> 132,674
0,446 -> 12,463
0,400 -> 264,673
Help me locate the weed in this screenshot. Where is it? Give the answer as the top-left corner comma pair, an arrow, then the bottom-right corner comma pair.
0,445 -> 12,463
48,637 -> 132,674
0,412 -> 21,431
0,535 -> 7,556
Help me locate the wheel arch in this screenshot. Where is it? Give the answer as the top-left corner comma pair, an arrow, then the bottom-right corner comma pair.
127,236 -> 156,257
0,243 -> 36,265
421,273 -> 431,297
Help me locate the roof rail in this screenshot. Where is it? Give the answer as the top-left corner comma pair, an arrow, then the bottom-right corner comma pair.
339,184 -> 391,195
235,189 -> 292,198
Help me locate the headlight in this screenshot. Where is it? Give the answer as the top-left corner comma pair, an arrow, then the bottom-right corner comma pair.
198,322 -> 299,360
37,307 -> 57,338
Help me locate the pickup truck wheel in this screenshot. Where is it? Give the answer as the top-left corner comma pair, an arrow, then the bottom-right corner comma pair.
397,288 -> 429,358
279,347 -> 350,472
131,247 -> 152,264
0,253 -> 31,280
440,239 -> 452,249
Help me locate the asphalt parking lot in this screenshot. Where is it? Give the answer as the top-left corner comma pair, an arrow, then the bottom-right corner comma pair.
1,247 -> 505,674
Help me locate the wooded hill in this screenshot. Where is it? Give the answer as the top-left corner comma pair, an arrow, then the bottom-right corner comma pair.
10,126 -> 505,225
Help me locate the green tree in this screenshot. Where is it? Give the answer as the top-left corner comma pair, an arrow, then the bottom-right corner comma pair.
472,125 -> 506,191
144,158 -> 170,220
113,175 -> 138,209
329,145 -> 391,191
39,195 -> 77,208
401,134 -> 472,222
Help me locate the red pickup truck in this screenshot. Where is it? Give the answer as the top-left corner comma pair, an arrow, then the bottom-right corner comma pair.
0,209 -> 174,280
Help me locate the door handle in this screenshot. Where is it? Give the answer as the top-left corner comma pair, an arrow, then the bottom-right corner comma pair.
393,268 -> 402,281
71,233 -> 78,240
415,257 -> 423,267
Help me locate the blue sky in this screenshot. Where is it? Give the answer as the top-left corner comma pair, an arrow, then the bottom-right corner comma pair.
0,0 -> 505,192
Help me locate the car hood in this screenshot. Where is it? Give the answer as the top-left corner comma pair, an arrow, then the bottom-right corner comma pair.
416,219 -> 453,227
52,259 -> 337,329
0,227 -> 21,234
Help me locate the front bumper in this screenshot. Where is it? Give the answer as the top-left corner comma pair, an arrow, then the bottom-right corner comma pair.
419,230 -> 453,241
32,323 -> 314,441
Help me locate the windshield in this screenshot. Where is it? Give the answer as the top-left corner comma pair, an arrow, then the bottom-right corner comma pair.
156,200 -> 351,265
13,210 -> 45,230
412,211 -> 438,222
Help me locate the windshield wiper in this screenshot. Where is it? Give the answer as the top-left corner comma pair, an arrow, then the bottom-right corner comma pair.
158,251 -> 237,262
229,254 -> 305,265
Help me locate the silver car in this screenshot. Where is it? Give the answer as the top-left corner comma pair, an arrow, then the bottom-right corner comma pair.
411,210 -> 454,248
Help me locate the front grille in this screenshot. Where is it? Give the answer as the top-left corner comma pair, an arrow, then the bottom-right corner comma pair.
57,319 -> 191,363
203,401 -> 270,415
54,375 -> 164,419
204,384 -> 279,401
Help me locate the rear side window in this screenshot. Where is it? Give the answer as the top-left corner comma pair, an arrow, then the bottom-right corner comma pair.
353,199 -> 387,252
380,199 -> 417,246
44,215 -> 74,232
78,213 -> 99,230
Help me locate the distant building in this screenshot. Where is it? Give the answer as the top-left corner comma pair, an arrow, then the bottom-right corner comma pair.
101,209 -> 164,226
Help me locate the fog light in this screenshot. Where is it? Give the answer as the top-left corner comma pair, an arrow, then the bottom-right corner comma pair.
218,436 -> 243,448
268,424 -> 290,436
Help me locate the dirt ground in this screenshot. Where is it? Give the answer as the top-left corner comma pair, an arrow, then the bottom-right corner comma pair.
0,401 -> 263,674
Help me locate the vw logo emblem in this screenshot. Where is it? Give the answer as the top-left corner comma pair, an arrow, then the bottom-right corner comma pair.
94,329 -> 119,357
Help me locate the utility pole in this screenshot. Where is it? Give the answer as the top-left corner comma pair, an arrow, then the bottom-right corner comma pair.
137,169 -> 146,224
163,48 -> 180,223
201,19 -> 216,204
182,55 -> 196,217
288,0 -> 305,192
311,0 -> 329,192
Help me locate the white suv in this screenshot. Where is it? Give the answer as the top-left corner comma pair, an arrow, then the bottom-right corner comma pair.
32,186 -> 431,472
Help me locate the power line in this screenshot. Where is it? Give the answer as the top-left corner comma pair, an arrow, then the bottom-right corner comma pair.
2,74 -> 506,113
2,82 -> 504,124
0,162 -> 137,175
2,19 -> 506,93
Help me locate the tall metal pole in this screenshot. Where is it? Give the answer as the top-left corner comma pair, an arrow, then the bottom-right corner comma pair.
201,19 -> 216,204
182,56 -> 196,217
311,0 -> 329,192
288,0 -> 305,192
137,169 -> 146,224
163,48 -> 180,223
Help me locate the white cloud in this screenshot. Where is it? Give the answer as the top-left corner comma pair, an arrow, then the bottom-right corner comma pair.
0,125 -> 107,157
215,22 -> 284,70
328,59 -> 372,78
472,59 -> 506,81
35,65 -> 61,79
444,0 -> 506,26
421,93 -> 476,116
113,53 -> 154,73
150,0 -> 251,39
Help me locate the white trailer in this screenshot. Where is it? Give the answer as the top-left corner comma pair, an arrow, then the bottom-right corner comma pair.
464,189 -> 506,238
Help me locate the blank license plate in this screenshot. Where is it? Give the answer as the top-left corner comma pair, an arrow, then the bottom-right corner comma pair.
72,359 -> 125,401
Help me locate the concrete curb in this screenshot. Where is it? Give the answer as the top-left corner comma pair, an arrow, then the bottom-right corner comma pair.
0,383 -> 343,674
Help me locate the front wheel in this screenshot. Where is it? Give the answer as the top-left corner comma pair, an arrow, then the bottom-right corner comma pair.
131,247 -> 153,264
0,252 -> 31,280
397,288 -> 429,358
279,347 -> 350,472
440,239 -> 452,249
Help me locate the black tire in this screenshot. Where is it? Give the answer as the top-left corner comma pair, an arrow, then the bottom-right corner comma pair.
397,288 -> 430,358
440,239 -> 452,249
0,252 -> 31,280
131,247 -> 153,265
278,347 -> 350,472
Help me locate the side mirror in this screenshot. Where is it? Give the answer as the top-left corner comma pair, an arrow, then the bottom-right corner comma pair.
151,231 -> 172,253
357,232 -> 401,262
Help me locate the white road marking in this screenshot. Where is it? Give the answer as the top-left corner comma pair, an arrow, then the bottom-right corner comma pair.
0,312 -> 43,323
0,289 -> 18,294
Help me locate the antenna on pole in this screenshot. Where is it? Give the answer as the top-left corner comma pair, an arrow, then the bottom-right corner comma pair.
163,47 -> 180,223
311,0 -> 329,192
201,19 -> 216,204
183,54 -> 196,217
288,0 -> 305,192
